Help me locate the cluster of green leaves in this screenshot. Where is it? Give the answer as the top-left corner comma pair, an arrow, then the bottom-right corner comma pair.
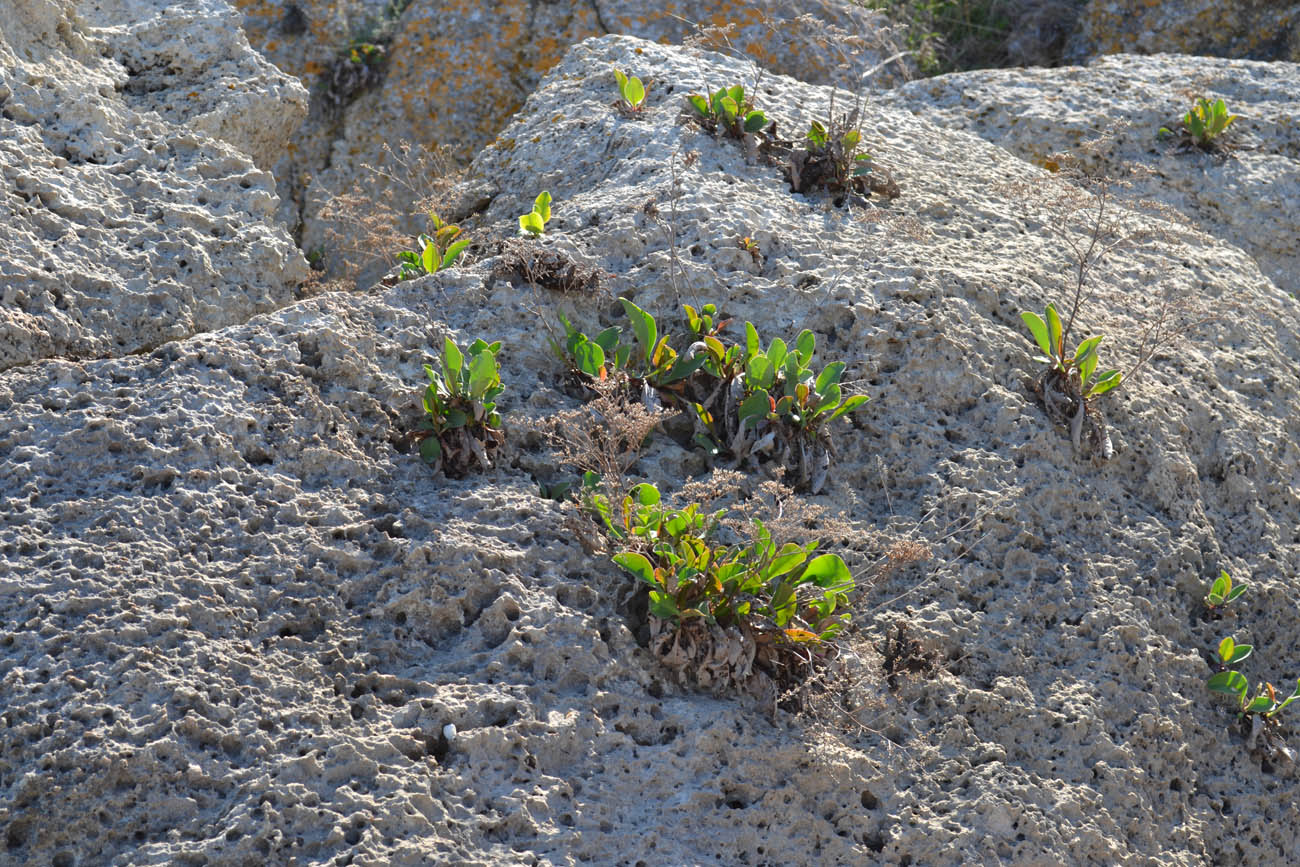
805,118 -> 873,184
1021,302 -> 1121,400
686,84 -> 769,138
397,213 -> 470,280
556,301 -> 868,452
613,68 -> 647,113
1160,98 -> 1238,149
611,484 -> 854,644
556,298 -> 705,387
1204,569 -> 1248,613
347,41 -> 385,66
519,191 -> 552,237
1208,635 -> 1300,722
687,319 -> 868,454
414,337 -> 504,472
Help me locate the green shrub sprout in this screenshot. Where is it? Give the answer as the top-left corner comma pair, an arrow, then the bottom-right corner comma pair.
412,337 -> 504,477
613,68 -> 647,113
397,213 -> 470,280
519,191 -> 552,237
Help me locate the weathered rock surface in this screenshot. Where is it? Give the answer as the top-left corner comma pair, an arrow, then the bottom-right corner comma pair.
232,0 -> 909,274
884,53 -> 1300,297
4,28 -> 1300,867
1069,0 -> 1300,62
0,0 -> 310,372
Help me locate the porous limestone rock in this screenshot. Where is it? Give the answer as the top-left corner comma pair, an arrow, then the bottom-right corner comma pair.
883,53 -> 1300,296
3,32 -> 1300,867
232,0 -> 909,275
0,0 -> 310,372
1068,0 -> 1300,62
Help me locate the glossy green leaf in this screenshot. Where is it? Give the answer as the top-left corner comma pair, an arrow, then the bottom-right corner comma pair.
827,393 -> 869,421
1207,669 -> 1249,699
799,553 -> 853,589
795,329 -> 815,365
625,77 -> 645,105
572,338 -> 605,376
1045,304 -> 1062,358
421,239 -> 438,273
815,361 -> 846,394
738,388 -> 771,428
687,94 -> 709,116
418,435 -> 441,465
442,337 -> 464,383
1087,370 -> 1122,398
1021,311 -> 1052,358
619,297 -> 657,364
441,239 -> 470,270
614,552 -> 657,586
743,111 -> 766,132
533,191 -> 552,223
745,321 -> 760,360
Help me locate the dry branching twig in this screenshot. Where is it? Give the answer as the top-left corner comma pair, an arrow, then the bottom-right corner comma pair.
316,141 -> 466,285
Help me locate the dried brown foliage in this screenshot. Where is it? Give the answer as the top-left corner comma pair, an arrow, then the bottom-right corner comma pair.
492,239 -> 607,295
316,141 -> 466,286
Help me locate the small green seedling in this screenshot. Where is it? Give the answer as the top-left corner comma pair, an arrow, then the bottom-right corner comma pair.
519,191 -> 552,237
412,337 -> 505,476
686,84 -> 768,138
397,213 -> 470,280
613,68 -> 647,114
348,41 -> 384,67
1021,303 -> 1122,400
1160,97 -> 1238,149
1204,569 -> 1247,613
1208,670 -> 1300,721
1213,635 -> 1253,669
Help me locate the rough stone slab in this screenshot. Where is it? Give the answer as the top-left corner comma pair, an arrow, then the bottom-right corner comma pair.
0,0 -> 310,372
882,53 -> 1300,297
3,32 -> 1300,866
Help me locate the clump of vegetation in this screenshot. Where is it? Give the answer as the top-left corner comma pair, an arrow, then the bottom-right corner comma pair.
519,191 -> 553,237
1206,634 -> 1300,764
788,110 -> 897,201
1020,301 -> 1122,455
492,240 -> 605,294
1204,569 -> 1248,615
613,69 -> 647,114
396,212 -> 469,280
685,84 -> 770,138
320,1 -> 414,110
612,482 -> 855,694
553,302 -> 868,492
409,337 -> 504,477
1159,97 -> 1239,152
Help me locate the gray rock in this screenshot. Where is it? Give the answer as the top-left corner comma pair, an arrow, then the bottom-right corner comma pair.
3,28 -> 1300,867
884,53 -> 1300,297
0,0 -> 309,372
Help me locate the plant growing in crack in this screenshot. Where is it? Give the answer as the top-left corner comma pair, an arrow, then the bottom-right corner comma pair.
396,212 -> 469,280
1020,301 -> 1121,456
519,191 -> 553,237
1206,637 -> 1300,764
1159,97 -> 1239,153
613,68 -> 647,114
1203,569 -> 1247,616
408,337 -> 505,477
612,482 -> 855,693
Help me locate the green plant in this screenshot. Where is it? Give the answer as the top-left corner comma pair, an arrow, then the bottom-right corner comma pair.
1212,635 -> 1253,669
397,213 -> 470,280
1208,670 -> 1300,721
1160,97 -> 1238,149
1021,302 -> 1122,400
613,68 -> 647,114
553,303 -> 868,492
685,84 -> 769,138
612,483 -> 855,644
412,337 -> 505,476
1204,569 -> 1248,613
786,108 -> 896,200
518,191 -> 552,237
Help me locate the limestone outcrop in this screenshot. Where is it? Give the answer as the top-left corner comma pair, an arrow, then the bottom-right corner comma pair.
3,26 -> 1299,865
0,0 -> 310,372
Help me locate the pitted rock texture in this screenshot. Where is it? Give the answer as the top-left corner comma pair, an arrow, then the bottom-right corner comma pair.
232,0 -> 909,275
0,0 -> 310,372
883,53 -> 1300,297
4,32 -> 1300,866
1068,0 -> 1300,62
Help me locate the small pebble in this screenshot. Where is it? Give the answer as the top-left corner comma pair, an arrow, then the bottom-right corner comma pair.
443,723 -> 457,740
